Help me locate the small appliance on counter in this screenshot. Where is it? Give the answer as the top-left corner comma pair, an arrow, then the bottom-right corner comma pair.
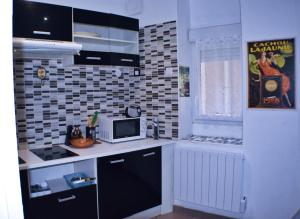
65,112 -> 99,148
99,116 -> 146,143
152,117 -> 159,140
125,104 -> 141,118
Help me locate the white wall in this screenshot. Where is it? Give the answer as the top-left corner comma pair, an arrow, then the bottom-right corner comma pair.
177,0 -> 193,138
189,0 -> 241,28
127,0 -> 177,27
30,0 -> 127,15
0,0 -> 24,218
241,0 -> 300,219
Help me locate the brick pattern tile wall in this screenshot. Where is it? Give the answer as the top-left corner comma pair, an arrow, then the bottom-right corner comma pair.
139,21 -> 178,139
13,21 -> 178,148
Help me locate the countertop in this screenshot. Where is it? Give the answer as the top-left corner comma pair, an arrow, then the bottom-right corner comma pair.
19,138 -> 175,170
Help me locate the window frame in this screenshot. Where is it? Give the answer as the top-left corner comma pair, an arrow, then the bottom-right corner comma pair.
191,41 -> 243,125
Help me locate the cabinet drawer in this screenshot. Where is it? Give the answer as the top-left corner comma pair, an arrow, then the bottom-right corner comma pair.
29,185 -> 98,219
13,0 -> 72,41
110,52 -> 140,67
74,51 -> 111,65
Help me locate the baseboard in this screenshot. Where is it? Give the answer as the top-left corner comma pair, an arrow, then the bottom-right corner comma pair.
174,200 -> 243,219
124,206 -> 162,219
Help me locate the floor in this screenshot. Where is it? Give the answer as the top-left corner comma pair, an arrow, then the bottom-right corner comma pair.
152,206 -> 232,219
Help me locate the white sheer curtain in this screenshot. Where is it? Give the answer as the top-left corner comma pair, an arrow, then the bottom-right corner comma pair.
196,31 -> 242,120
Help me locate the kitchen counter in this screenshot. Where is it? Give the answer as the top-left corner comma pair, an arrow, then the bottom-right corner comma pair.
18,138 -> 175,170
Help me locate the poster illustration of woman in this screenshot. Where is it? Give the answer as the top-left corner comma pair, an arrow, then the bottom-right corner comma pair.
248,38 -> 295,108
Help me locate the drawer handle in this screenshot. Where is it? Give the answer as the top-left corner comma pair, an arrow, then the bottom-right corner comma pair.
110,159 -> 125,164
86,57 -> 102,60
57,195 -> 76,203
120,58 -> 134,62
143,152 -> 156,157
33,30 -> 51,35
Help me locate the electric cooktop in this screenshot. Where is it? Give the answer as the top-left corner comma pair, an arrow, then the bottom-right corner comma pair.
18,157 -> 25,164
30,146 -> 79,161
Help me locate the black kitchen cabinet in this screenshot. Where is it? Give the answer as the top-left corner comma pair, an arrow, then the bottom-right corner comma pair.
20,170 -> 30,219
13,0 -> 72,41
98,147 -> 161,219
73,8 -> 109,27
29,185 -> 98,219
73,8 -> 139,31
73,8 -> 139,66
110,52 -> 140,67
74,51 -> 111,65
109,14 -> 139,31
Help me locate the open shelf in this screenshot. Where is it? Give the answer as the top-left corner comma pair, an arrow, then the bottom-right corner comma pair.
74,34 -> 138,46
28,159 -> 97,198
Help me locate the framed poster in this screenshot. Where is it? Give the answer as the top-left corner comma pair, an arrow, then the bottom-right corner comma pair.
248,38 -> 295,109
179,66 -> 190,97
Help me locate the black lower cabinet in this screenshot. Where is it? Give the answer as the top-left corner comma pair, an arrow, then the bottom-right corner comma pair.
98,147 -> 161,219
29,185 -> 98,219
20,170 -> 30,219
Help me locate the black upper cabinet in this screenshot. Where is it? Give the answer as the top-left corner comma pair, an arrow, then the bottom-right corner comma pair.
13,0 -> 72,41
73,8 -> 109,27
110,52 -> 140,67
74,51 -> 111,65
73,8 -> 139,66
73,8 -> 139,31
109,14 -> 139,31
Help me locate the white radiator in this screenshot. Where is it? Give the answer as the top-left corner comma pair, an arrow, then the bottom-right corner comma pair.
174,141 -> 245,217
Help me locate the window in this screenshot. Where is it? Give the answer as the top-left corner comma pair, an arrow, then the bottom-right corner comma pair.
192,29 -> 242,122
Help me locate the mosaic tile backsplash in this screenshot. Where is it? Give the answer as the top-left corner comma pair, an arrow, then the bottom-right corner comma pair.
138,21 -> 178,139
14,21 -> 178,148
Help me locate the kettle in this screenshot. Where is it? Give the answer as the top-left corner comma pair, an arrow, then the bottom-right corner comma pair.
125,104 -> 141,118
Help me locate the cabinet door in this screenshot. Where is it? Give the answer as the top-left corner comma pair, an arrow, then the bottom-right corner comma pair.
110,52 -> 140,67
128,147 -> 162,211
74,51 -> 111,65
109,14 -> 139,31
20,170 -> 30,219
13,0 -> 72,41
73,8 -> 109,27
98,153 -> 138,219
29,185 -> 98,219
98,147 -> 161,219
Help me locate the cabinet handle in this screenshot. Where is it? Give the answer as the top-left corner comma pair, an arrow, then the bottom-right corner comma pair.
33,30 -> 51,35
143,152 -> 156,157
86,57 -> 102,60
120,58 -> 134,62
57,195 -> 76,203
110,159 -> 125,164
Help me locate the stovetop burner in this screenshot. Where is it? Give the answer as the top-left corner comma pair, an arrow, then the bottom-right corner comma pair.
30,146 -> 79,161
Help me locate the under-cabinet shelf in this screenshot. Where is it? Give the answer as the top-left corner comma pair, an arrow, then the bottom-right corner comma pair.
28,159 -> 97,198
74,34 -> 138,46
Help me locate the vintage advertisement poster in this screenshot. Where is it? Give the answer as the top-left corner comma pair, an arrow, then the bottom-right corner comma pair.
179,66 -> 190,97
248,38 -> 295,108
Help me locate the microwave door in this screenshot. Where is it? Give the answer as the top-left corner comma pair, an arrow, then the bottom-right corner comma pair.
113,119 -> 140,139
